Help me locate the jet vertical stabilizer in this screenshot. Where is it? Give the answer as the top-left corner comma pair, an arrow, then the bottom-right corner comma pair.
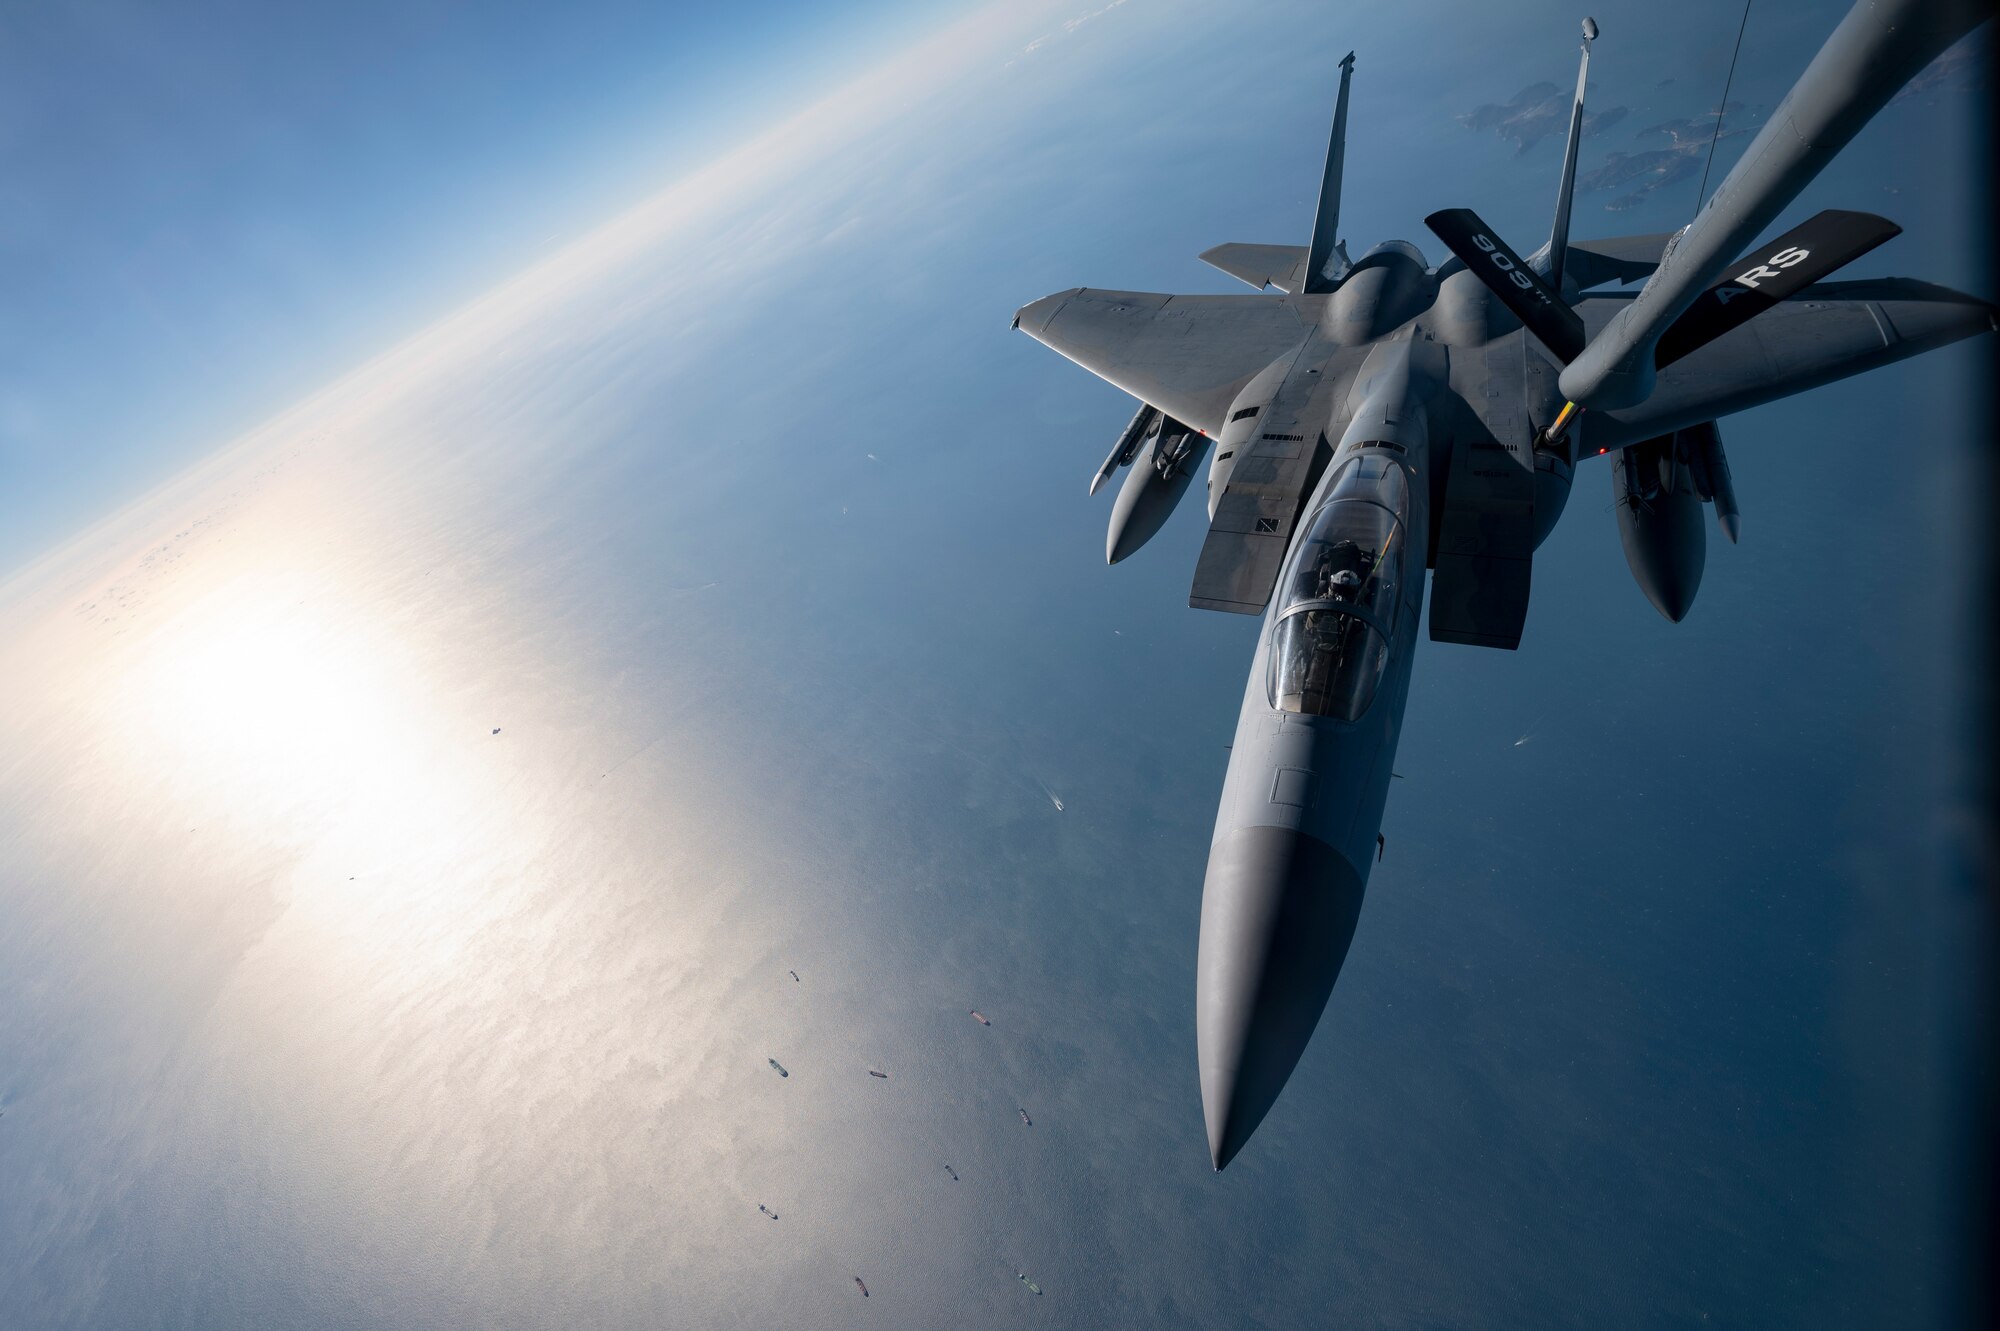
1538,17 -> 1598,294
1302,53 -> 1356,295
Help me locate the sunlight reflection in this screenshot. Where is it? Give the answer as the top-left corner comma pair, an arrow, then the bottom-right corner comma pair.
107,568 -> 522,952
144,588 -> 409,799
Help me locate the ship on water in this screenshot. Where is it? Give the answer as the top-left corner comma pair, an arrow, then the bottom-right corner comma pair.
1019,1108 -> 1032,1126
944,1164 -> 959,1181
758,1204 -> 777,1220
868,1069 -> 888,1079
768,1058 -> 788,1078
788,969 -> 799,982
853,1277 -> 869,1298
969,1010 -> 989,1026
1018,1273 -> 1042,1295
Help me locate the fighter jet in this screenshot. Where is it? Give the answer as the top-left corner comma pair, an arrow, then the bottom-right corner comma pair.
1013,0 -> 1994,1170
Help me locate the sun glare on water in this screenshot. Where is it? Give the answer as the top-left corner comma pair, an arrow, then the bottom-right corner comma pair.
128,576 -> 428,814
104,567 -> 526,944
148,596 -> 404,789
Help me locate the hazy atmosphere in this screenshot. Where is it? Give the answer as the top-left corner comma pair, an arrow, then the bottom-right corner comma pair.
1,1 -> 1990,1327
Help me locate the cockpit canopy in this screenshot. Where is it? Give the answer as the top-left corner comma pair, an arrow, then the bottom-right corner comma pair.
1267,455 -> 1410,721
1275,455 -> 1406,619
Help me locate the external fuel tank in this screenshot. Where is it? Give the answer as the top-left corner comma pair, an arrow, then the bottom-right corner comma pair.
1612,432 -> 1706,622
1106,418 -> 1208,564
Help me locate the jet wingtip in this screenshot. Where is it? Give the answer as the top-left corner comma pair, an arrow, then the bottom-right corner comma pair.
1012,289 -> 1083,336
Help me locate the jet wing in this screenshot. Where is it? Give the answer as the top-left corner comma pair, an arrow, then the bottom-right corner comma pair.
1585,278 -> 1996,450
1013,289 -> 1311,435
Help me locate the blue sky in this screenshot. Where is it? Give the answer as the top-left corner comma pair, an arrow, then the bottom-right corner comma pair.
0,0 -> 971,574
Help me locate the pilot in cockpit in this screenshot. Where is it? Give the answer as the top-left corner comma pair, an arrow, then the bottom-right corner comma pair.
1313,539 -> 1373,603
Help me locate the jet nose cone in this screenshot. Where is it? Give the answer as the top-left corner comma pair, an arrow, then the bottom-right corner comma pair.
1197,824 -> 1367,1170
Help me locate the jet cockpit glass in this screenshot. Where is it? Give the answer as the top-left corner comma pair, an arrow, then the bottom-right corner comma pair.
1268,611 -> 1389,721
1276,457 -> 1407,624
1326,451 -> 1408,515
1276,499 -> 1402,620
1267,455 -> 1409,721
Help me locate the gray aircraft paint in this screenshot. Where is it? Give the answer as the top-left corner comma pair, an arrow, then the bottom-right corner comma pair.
1015,0 -> 1994,1169
1302,53 -> 1356,295
1107,420 -> 1209,564
1197,343 -> 1434,1168
1529,17 -> 1598,295
1611,437 -> 1707,622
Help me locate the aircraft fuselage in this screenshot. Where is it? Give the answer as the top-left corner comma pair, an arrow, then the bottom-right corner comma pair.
1197,334 -> 1437,1169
